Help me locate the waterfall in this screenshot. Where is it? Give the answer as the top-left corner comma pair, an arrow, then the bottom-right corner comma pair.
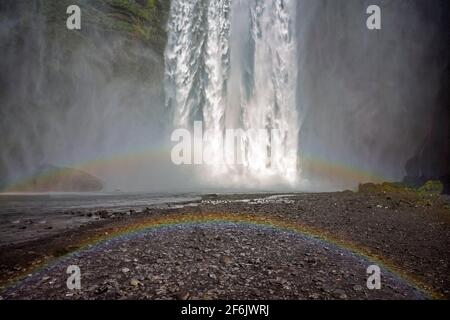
165,0 -> 232,175
165,0 -> 300,187
243,0 -> 299,185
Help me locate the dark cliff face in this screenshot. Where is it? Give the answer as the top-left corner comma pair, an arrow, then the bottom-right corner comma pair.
403,2 -> 450,193
294,0 -> 450,190
404,63 -> 450,193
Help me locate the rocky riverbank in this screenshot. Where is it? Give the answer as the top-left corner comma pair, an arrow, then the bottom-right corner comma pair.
0,186 -> 449,300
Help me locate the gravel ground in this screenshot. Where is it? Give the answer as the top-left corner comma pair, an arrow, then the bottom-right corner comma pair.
1,224 -> 425,300
0,190 -> 449,300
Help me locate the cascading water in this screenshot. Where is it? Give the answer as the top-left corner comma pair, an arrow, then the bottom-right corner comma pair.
165,0 -> 232,176
244,0 -> 299,185
165,0 -> 300,188
1,1 -> 443,192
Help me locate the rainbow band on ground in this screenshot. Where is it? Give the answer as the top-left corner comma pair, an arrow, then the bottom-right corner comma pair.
1,212 -> 441,299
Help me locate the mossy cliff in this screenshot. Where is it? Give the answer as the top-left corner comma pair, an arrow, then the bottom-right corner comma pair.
0,0 -> 172,189
358,181 -> 449,211
0,0 -> 171,85
40,0 -> 170,54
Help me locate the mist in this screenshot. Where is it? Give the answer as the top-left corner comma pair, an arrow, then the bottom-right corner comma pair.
0,0 -> 448,192
0,0 -> 178,192
295,0 -> 449,190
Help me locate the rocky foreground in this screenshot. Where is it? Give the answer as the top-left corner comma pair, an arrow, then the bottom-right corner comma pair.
0,185 -> 449,300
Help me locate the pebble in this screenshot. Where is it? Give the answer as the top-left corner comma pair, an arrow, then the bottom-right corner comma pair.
353,285 -> 364,292
1,195 -> 433,300
130,279 -> 141,287
220,256 -> 233,265
175,291 -> 190,300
